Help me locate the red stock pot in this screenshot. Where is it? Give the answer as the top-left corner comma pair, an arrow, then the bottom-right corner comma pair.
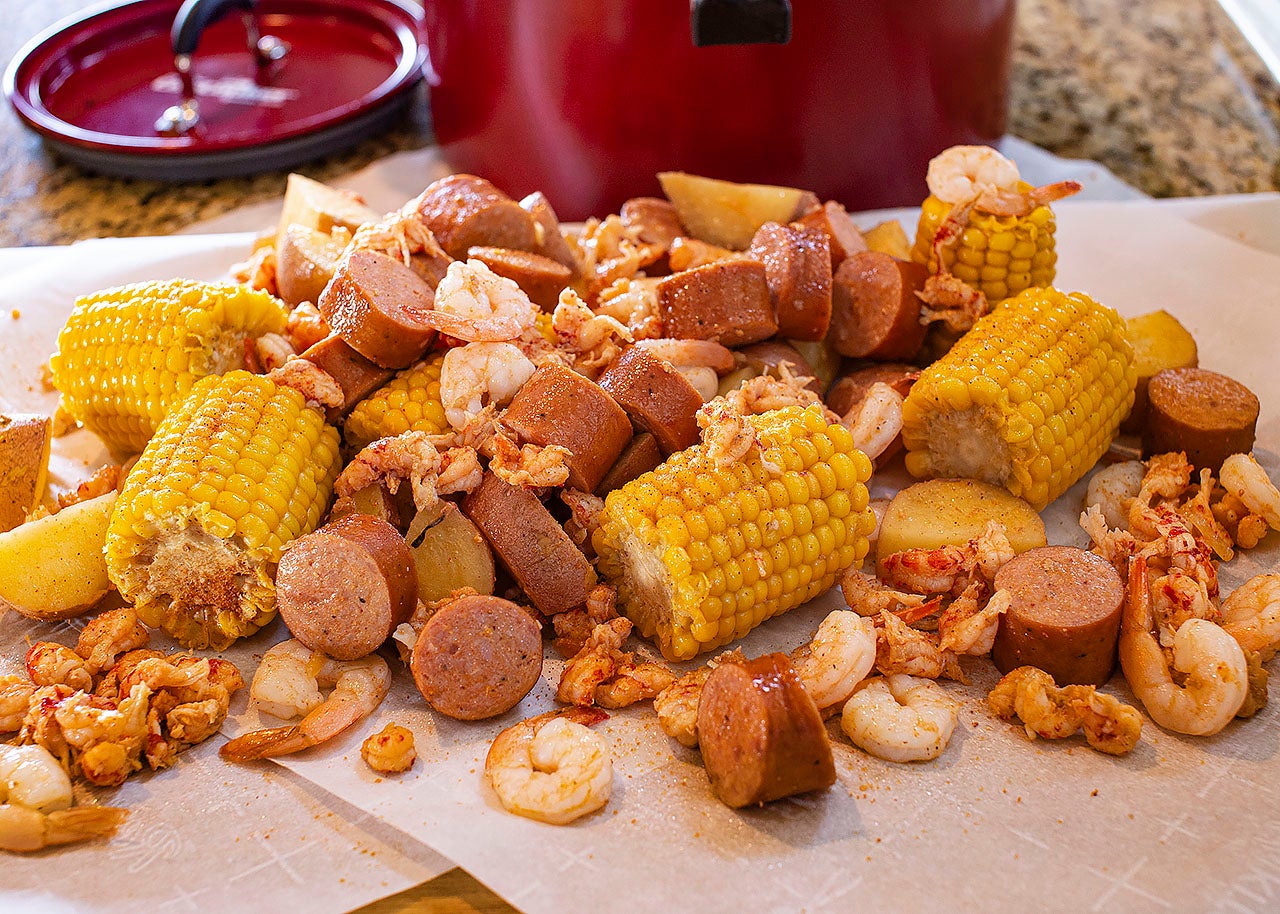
423,0 -> 1017,219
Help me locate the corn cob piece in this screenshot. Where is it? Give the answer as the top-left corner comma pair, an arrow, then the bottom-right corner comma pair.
49,280 -> 288,454
900,287 -> 1136,511
106,370 -> 340,649
593,405 -> 876,660
344,354 -> 448,449
911,188 -> 1057,305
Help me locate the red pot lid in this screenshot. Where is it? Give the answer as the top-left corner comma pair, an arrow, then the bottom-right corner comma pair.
4,0 -> 424,180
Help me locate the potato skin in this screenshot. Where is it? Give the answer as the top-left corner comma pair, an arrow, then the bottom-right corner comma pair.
0,491 -> 116,621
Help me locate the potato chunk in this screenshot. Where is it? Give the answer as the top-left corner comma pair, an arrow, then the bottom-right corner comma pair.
1122,309 -> 1198,432
875,479 -> 1046,575
277,174 -> 378,240
0,490 -> 116,620
658,172 -> 816,250
276,225 -> 346,308
406,502 -> 496,604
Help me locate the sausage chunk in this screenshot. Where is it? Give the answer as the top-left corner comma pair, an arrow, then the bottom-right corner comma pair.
621,198 -> 685,249
416,174 -> 538,260
596,433 -> 665,496
299,335 -> 394,423
276,514 -> 418,660
318,249 -> 436,369
466,246 -> 573,311
462,472 -> 598,616
501,363 -> 633,493
795,201 -> 867,269
598,347 -> 703,455
829,251 -> 929,360
992,546 -> 1125,686
748,222 -> 833,341
696,653 -> 835,808
1143,368 -> 1259,472
519,191 -> 580,274
657,260 -> 777,347
410,593 -> 543,720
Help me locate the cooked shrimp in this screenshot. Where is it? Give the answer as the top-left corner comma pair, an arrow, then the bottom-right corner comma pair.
285,301 -> 329,351
345,206 -> 435,268
916,270 -> 989,334
550,582 -> 619,657
633,338 -> 735,375
938,586 -> 1010,656
254,332 -> 296,373
557,618 -> 676,709
425,259 -> 539,342
0,744 -> 128,853
926,145 -> 1022,206
652,649 -> 746,748
25,642 -> 92,691
221,641 -> 391,760
55,463 -> 121,511
988,666 -> 1142,756
840,569 -> 931,617
696,400 -> 776,471
485,707 -> 612,825
52,683 -> 152,786
595,663 -> 678,710
568,214 -> 660,297
1085,460 -> 1145,530
560,488 -> 606,552
0,675 -> 36,733
841,674 -> 959,763
790,611 -> 877,710
1220,453 -> 1280,530
487,429 -> 571,488
594,277 -> 662,340
1080,504 -> 1141,575
1119,556 -> 1247,736
440,341 -> 537,429
361,723 -> 417,773
839,382 -> 904,463
875,610 -> 958,680
76,607 -> 150,675
725,364 -> 833,419
551,288 -> 633,375
1221,574 -> 1280,657
1179,468 -> 1235,561
1139,451 -> 1195,503
881,520 -> 1013,595
267,358 -> 343,410
336,431 -> 475,512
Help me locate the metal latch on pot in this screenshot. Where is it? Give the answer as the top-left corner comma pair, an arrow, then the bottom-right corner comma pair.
690,0 -> 792,47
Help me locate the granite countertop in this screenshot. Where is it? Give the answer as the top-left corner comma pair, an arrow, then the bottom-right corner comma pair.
1,0 -> 1278,248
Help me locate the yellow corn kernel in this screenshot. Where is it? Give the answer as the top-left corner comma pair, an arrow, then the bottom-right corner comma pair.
344,354 -> 448,449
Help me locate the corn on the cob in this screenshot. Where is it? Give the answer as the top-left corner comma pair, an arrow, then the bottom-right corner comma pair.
106,370 -> 340,649
911,189 -> 1057,305
344,354 -> 448,448
593,405 -> 876,660
900,287 -> 1136,511
49,280 -> 288,454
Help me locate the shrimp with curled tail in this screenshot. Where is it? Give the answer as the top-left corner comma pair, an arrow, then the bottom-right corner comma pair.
988,666 -> 1142,756
790,611 -> 877,711
1219,453 -> 1280,531
841,674 -> 959,763
0,744 -> 128,852
485,708 -> 612,825
1119,556 -> 1247,736
1221,573 -> 1280,657
925,145 -> 1081,216
221,640 -> 391,761
440,341 -> 537,430
424,259 -> 540,342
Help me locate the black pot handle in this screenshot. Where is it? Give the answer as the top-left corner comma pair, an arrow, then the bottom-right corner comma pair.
172,0 -> 255,56
691,0 -> 792,47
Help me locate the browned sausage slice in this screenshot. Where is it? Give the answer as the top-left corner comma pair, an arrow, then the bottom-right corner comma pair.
1143,368 -> 1259,472
276,225 -> 345,309
299,334 -> 394,423
276,514 -> 418,661
410,593 -> 543,720
829,251 -> 929,360
621,198 -> 685,248
748,222 -> 833,341
696,652 -> 835,808
657,260 -> 777,346
462,472 -> 598,617
992,546 -> 1125,686
825,362 -> 919,417
466,246 -> 573,311
596,432 -> 665,495
519,191 -> 580,275
795,200 -> 867,269
597,347 -> 703,455
416,174 -> 538,260
318,249 -> 437,369
501,363 -> 634,492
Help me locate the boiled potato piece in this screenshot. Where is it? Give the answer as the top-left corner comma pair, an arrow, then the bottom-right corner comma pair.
786,338 -> 841,392
875,478 -> 1046,575
0,414 -> 52,533
276,225 -> 347,308
0,490 -> 116,620
277,174 -> 378,241
658,172 -> 817,250
1122,310 -> 1199,432
407,502 -> 496,603
862,220 -> 912,260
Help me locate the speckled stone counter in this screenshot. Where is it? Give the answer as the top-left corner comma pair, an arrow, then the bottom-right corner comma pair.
1,0 -> 1277,247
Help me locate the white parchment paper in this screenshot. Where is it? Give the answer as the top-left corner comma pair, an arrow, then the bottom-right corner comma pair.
3,199 -> 1280,914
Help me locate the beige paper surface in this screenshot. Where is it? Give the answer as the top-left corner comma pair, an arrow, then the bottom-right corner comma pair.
3,200 -> 1280,914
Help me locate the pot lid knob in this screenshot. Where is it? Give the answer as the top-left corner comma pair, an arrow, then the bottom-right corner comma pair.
690,0 -> 791,47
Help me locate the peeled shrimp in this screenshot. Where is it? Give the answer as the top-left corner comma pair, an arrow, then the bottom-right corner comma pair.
1119,556 -> 1247,736
840,569 -> 930,617
988,666 -> 1142,756
0,744 -> 128,853
1221,573 -> 1280,657
440,341 -> 537,429
652,650 -> 746,748
0,675 -> 36,733
361,723 -> 417,774
724,364 -> 832,419
221,640 -> 391,760
938,587 -> 1010,656
880,520 -> 1014,596
1085,460 -> 1145,530
25,642 -> 92,691
840,382 -> 903,463
551,288 -> 632,375
790,611 -> 876,710
424,259 -> 539,342
76,607 -> 150,675
926,145 -> 1022,206
49,683 -> 152,787
874,610 -> 958,680
696,400 -> 771,470
1220,453 -> 1280,531
485,708 -> 612,825
840,675 -> 958,763
634,338 -> 734,399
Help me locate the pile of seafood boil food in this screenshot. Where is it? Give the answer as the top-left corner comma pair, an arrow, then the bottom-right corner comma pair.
2,145 -> 1278,849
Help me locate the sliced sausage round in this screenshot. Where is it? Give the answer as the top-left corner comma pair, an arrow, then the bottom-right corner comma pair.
696,652 -> 836,808
415,174 -> 538,260
829,251 -> 929,360
657,260 -> 778,347
519,191 -> 580,275
621,197 -> 685,249
749,222 -> 833,341
318,249 -> 436,369
825,362 -> 919,418
992,546 -> 1125,687
276,514 -> 418,661
598,346 -> 703,455
411,593 -> 543,720
595,432 -> 665,496
1143,368 -> 1259,472
794,200 -> 867,269
299,334 -> 394,423
466,246 -> 573,311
